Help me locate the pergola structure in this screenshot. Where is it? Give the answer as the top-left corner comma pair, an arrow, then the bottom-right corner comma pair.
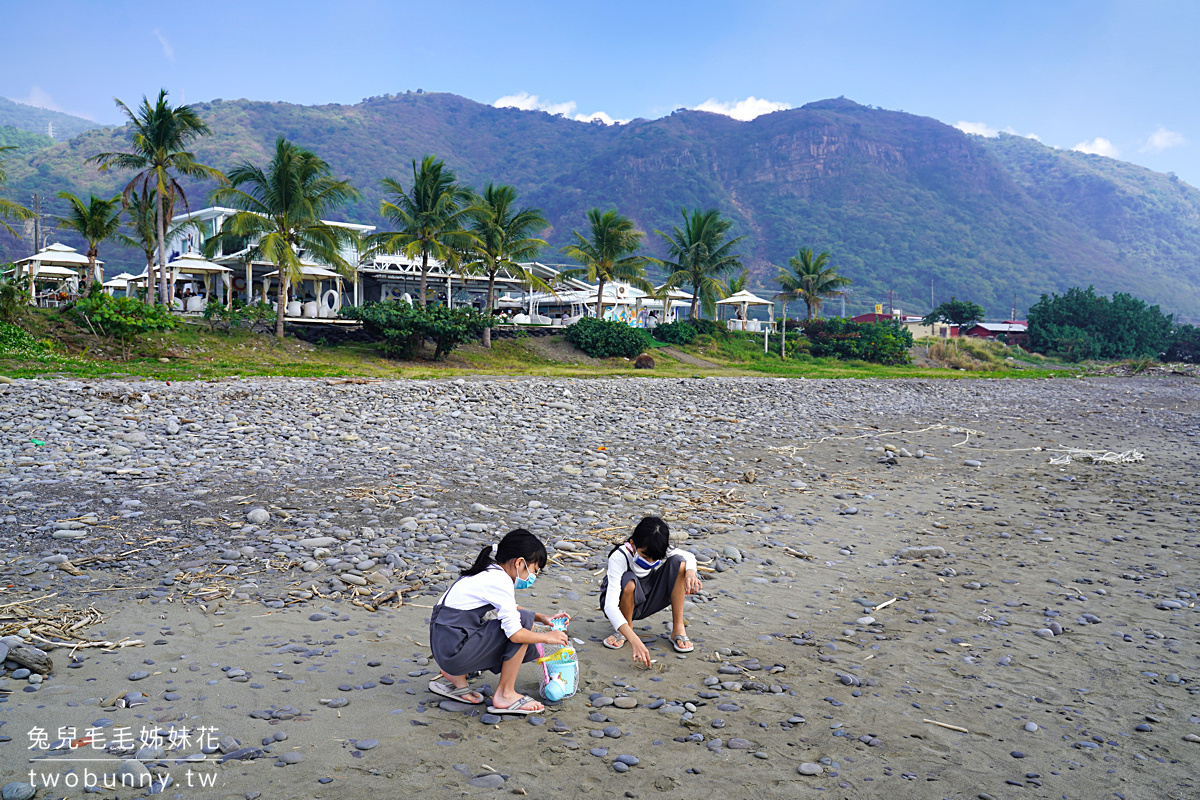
717,290 -> 775,331
9,243 -> 94,303
127,253 -> 234,311
261,262 -> 346,319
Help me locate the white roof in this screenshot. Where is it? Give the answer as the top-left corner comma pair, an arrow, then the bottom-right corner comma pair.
263,263 -> 342,280
167,253 -> 232,274
716,290 -> 773,306
973,322 -> 1028,332
14,264 -> 79,278
16,243 -> 94,267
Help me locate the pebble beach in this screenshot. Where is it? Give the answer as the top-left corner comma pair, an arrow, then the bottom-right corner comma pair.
1,374 -> 1198,800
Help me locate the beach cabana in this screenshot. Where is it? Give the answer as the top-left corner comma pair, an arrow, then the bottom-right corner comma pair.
168,253 -> 233,311
717,290 -> 775,332
11,243 -> 94,303
262,262 -> 345,318
102,272 -> 139,296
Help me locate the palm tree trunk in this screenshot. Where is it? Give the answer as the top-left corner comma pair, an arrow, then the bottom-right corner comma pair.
419,247 -> 428,307
483,270 -> 496,349
155,185 -> 168,306
275,276 -> 286,338
595,278 -> 606,319
691,281 -> 700,320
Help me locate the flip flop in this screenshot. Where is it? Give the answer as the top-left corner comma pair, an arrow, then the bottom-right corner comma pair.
603,633 -> 627,650
487,694 -> 543,715
428,679 -> 484,704
671,634 -> 694,653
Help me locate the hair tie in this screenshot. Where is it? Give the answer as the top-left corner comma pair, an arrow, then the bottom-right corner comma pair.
491,543 -> 498,558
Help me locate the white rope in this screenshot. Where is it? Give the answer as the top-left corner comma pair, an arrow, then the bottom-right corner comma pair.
1047,449 -> 1144,465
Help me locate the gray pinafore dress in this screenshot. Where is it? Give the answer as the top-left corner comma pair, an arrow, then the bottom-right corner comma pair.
429,571 -> 536,676
599,546 -> 685,620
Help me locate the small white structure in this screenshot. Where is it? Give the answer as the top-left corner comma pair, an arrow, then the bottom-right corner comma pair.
717,290 -> 776,332
8,243 -> 94,303
127,253 -> 234,311
102,272 -> 139,296
262,263 -> 345,319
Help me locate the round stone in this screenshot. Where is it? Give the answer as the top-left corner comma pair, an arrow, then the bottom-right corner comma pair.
798,763 -> 823,776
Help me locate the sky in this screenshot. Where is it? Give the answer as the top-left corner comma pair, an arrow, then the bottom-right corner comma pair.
4,0 -> 1200,183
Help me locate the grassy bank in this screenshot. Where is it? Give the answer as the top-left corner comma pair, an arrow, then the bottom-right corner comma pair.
0,308 -> 1087,381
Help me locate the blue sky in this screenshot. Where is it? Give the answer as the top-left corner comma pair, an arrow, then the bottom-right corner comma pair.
4,0 -> 1199,183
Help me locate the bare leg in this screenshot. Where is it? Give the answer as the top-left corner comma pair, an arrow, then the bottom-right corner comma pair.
670,560 -> 688,638
438,670 -> 482,704
606,581 -> 637,648
491,644 -> 543,711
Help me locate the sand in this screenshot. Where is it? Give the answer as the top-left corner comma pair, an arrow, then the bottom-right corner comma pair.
1,375 -> 1198,800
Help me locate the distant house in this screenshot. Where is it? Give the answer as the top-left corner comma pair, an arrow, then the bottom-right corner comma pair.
850,311 -> 956,339
964,321 -> 1028,344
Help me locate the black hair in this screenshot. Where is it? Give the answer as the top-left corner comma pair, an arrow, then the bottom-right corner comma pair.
609,516 -> 671,561
462,528 -> 548,577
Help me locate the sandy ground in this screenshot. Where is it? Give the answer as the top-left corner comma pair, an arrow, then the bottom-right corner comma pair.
2,376 -> 1199,800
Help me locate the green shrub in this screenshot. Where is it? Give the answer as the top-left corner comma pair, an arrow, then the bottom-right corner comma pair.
652,320 -> 696,345
800,318 -> 912,365
0,274 -> 30,323
345,301 -> 495,360
68,293 -> 176,359
1165,323 -> 1200,363
685,318 -> 727,338
564,317 -> 652,359
1027,286 -> 1172,361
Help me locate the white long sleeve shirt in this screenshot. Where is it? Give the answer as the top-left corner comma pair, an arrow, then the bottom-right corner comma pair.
438,565 -> 524,638
603,542 -> 697,632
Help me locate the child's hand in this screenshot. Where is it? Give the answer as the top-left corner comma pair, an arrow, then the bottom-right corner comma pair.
630,638 -> 651,667
684,570 -> 702,595
545,630 -> 569,646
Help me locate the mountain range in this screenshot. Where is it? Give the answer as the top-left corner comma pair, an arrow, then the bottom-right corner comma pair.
1,91 -> 1198,321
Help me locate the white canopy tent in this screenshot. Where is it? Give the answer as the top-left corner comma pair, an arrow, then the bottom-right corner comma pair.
102,272 -> 139,296
128,253 -> 234,311
11,243 -> 95,301
717,290 -> 775,351
261,262 -> 345,319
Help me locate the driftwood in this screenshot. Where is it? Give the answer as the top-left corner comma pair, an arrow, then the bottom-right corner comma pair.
8,644 -> 52,674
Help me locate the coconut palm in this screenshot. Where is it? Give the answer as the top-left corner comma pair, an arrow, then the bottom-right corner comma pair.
0,145 -> 33,238
371,156 -> 475,307
562,208 -> 653,319
206,137 -> 359,338
117,187 -> 197,288
90,89 -> 221,304
776,247 -> 851,319
722,270 -> 748,298
656,208 -> 745,320
55,191 -> 123,286
461,183 -> 550,347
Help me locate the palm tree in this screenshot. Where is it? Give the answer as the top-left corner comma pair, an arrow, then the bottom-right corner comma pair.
562,208 -> 653,319
371,156 -> 475,307
117,187 -> 196,289
776,247 -> 851,319
722,270 -> 748,298
55,192 -> 123,286
206,137 -> 359,338
461,184 -> 550,348
656,208 -> 745,320
90,89 -> 221,305
0,145 -> 33,237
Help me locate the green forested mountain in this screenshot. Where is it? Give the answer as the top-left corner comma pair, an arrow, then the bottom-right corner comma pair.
2,91 -> 1198,320
0,97 -> 106,140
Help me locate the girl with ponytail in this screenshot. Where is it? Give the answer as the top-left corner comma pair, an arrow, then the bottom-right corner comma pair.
428,528 -> 568,715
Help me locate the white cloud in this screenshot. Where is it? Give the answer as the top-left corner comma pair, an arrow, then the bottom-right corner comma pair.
956,121 -> 1041,141
154,29 -> 175,62
494,92 -> 626,124
574,110 -> 628,125
956,121 -> 999,137
1143,125 -> 1187,153
694,96 -> 789,121
494,92 -> 576,117
1073,137 -> 1120,158
15,86 -> 61,112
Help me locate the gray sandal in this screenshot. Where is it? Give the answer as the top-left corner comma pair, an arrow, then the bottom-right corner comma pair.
428,679 -> 484,704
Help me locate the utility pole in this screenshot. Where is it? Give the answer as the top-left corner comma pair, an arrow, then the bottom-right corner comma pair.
840,293 -> 845,317
931,279 -> 934,311
887,289 -> 894,319
32,194 -> 41,254
1011,293 -> 1017,321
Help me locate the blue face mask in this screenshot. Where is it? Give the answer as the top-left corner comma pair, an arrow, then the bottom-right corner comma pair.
514,562 -> 537,590
634,554 -> 661,571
